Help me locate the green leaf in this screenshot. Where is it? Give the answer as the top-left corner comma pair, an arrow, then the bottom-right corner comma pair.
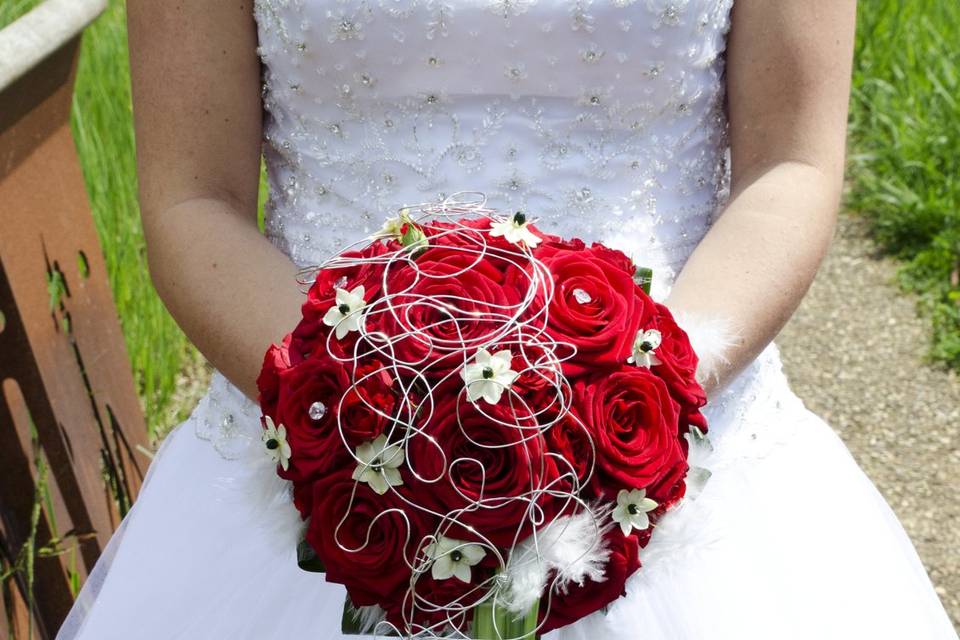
401,222 -> 428,255
634,267 -> 654,296
296,538 -> 326,573
471,598 -> 540,640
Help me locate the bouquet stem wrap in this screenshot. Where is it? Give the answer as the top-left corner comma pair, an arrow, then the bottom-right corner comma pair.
472,599 -> 539,640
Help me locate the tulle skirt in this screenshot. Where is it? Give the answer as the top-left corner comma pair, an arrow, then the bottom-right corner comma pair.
56,344 -> 957,639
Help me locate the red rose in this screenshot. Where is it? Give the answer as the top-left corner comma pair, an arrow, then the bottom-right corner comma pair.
652,304 -> 708,434
288,316 -> 329,366
536,233 -> 586,253
534,243 -> 652,377
273,353 -> 351,483
510,342 -> 564,397
573,368 -> 688,505
539,529 -> 641,633
545,410 -> 597,495
383,563 -> 495,633
257,334 -> 293,418
300,242 -> 389,328
289,313 -> 366,365
406,389 -> 562,546
585,242 -> 637,276
370,247 -> 527,378
423,217 -> 508,250
292,242 -> 390,362
306,469 -> 435,609
338,359 -> 398,446
420,216 -> 549,255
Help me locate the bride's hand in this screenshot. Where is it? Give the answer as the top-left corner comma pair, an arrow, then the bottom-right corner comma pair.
665,0 -> 857,396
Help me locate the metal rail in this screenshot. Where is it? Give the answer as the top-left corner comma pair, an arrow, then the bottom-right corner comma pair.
0,0 -> 107,92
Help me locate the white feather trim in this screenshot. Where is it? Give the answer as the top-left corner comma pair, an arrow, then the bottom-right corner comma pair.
501,509 -> 612,613
682,427 -> 715,502
231,444 -> 306,552
350,603 -> 388,634
195,374 -> 306,552
672,312 -> 738,387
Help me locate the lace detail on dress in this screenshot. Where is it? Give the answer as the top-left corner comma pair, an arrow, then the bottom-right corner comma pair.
702,343 -> 805,463
193,374 -> 262,460
253,0 -> 734,282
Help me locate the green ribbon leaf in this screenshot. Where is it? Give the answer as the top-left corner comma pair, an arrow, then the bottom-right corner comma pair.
297,538 -> 326,573
634,266 -> 654,295
401,221 -> 428,255
471,598 -> 540,640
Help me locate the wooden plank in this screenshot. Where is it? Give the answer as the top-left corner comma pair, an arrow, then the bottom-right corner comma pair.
0,557 -> 35,640
0,378 -> 75,639
0,25 -> 151,638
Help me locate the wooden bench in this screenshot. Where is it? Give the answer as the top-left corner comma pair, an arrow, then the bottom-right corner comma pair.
0,1 -> 151,636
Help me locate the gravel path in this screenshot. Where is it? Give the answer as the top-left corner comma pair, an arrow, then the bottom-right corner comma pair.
777,214 -> 960,629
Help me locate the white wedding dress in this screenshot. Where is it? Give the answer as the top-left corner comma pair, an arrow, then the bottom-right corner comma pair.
57,0 -> 957,638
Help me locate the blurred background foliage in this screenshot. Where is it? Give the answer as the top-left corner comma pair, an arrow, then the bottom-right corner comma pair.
846,0 -> 960,368
1,0 -> 958,437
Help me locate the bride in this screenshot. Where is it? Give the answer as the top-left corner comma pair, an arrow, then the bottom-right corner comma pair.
57,0 -> 956,638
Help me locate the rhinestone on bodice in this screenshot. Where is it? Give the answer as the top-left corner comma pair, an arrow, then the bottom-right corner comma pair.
255,0 -> 734,296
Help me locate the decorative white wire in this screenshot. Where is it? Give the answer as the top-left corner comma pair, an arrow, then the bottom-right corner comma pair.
299,193 -> 607,638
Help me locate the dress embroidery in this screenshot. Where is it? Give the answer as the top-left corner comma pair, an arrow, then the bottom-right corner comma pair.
253,0 -> 734,284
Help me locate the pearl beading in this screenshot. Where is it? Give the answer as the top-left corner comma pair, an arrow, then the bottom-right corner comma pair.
254,0 -> 735,297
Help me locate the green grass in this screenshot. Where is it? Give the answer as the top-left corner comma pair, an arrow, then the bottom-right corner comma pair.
0,0 -> 39,24
847,0 -> 960,368
71,1 -> 199,439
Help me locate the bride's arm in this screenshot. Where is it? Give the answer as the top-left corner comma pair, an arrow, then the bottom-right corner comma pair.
665,0 -> 857,393
128,0 -> 301,400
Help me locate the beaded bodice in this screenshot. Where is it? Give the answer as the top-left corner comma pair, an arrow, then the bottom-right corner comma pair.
255,0 -> 734,293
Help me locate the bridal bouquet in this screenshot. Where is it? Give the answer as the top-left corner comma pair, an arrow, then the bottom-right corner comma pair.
256,194 -> 708,638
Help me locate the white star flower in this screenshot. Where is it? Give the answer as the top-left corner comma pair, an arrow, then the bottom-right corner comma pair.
627,328 -> 662,368
323,285 -> 367,339
460,348 -> 519,405
261,416 -> 292,471
351,434 -> 405,495
376,208 -> 411,239
425,536 -> 486,583
611,488 -> 658,535
378,215 -> 403,239
489,211 -> 542,248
